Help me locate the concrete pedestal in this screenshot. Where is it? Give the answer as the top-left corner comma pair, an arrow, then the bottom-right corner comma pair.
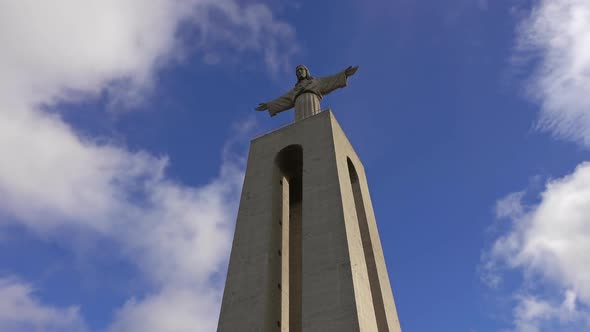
217,111 -> 401,332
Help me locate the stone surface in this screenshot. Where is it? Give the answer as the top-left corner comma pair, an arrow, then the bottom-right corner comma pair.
255,65 -> 359,122
217,110 -> 401,332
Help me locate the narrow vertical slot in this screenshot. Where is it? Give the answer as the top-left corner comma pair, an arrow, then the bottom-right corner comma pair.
347,158 -> 388,332
289,170 -> 302,332
276,145 -> 303,332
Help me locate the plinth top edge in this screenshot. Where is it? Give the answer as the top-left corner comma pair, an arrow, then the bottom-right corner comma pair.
251,108 -> 334,142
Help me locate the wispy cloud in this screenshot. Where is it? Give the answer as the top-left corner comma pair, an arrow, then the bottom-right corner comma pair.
511,291 -> 583,332
495,191 -> 526,220
0,0 -> 286,330
0,278 -> 87,332
192,1 -> 299,76
516,0 -> 590,147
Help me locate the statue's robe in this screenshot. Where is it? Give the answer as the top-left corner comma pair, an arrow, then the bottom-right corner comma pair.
265,69 -> 349,121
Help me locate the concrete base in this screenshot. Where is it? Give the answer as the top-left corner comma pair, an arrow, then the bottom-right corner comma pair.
217,111 -> 401,332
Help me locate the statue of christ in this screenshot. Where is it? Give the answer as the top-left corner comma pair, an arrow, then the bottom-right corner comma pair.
255,64 -> 359,121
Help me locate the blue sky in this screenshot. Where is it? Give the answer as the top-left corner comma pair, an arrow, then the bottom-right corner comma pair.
0,0 -> 589,331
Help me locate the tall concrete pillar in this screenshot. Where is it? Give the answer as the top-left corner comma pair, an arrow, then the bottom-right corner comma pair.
217,111 -> 401,332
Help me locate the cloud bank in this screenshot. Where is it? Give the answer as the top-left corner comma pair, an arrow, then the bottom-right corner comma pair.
0,0 -> 294,331
485,164 -> 590,331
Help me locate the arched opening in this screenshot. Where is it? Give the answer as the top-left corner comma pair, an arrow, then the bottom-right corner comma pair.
347,158 -> 389,332
275,145 -> 303,331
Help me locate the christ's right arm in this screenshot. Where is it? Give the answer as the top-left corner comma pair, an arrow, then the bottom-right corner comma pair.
256,90 -> 295,117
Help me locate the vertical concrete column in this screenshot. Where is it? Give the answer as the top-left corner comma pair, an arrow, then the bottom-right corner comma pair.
348,159 -> 388,332
281,175 -> 290,332
331,118 -> 402,332
351,159 -> 402,332
217,138 -> 282,331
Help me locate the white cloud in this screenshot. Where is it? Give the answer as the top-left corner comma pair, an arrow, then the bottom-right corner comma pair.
484,163 -> 590,331
192,1 -> 299,75
0,278 -> 87,332
0,0 -> 290,330
0,0 -> 297,109
108,287 -> 222,332
517,0 -> 590,147
512,292 -> 581,332
484,1 -> 590,330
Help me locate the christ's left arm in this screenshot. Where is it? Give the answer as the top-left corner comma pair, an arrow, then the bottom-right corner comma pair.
317,66 -> 359,96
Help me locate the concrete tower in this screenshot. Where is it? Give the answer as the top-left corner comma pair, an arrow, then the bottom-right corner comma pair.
217,110 -> 401,332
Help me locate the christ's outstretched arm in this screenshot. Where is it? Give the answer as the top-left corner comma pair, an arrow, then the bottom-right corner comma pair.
256,90 -> 295,117
318,66 -> 359,96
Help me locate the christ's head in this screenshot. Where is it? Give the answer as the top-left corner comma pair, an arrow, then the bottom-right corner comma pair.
296,65 -> 310,81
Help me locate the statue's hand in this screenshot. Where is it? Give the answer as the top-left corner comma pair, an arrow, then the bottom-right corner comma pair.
255,103 -> 268,111
344,65 -> 359,77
